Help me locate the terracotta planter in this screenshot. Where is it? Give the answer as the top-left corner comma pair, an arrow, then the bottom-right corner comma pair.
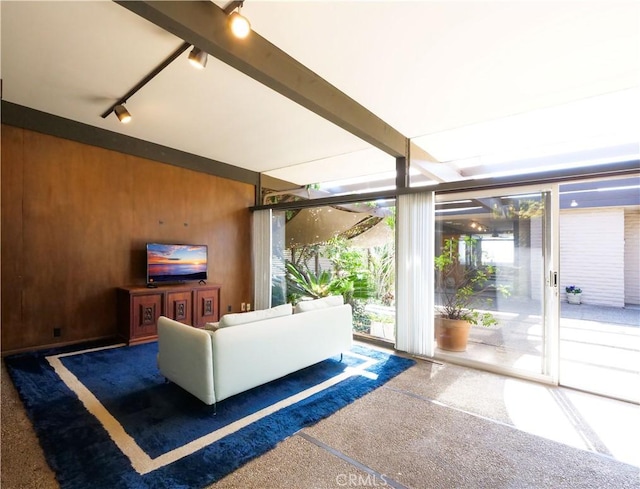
435,317 -> 471,352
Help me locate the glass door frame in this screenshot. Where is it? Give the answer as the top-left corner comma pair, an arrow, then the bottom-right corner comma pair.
433,184 -> 560,385
545,184 -> 560,384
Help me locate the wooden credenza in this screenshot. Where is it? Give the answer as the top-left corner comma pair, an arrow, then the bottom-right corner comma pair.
117,284 -> 221,345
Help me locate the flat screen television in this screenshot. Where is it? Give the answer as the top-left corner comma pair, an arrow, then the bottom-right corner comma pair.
146,243 -> 208,285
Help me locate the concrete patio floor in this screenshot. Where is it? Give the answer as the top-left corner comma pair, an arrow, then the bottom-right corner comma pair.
365,303 -> 640,471
367,301 -> 640,403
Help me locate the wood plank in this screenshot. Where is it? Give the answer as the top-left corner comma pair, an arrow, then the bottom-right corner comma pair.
1,126 -> 254,352
1,126 -> 25,350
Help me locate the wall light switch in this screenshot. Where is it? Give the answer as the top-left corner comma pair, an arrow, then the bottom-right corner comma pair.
241,302 -> 246,312
246,303 -> 251,311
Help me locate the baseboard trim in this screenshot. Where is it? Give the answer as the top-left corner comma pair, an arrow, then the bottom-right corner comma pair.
1,335 -> 118,357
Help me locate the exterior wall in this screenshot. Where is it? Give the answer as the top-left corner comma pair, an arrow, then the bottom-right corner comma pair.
624,209 -> 640,305
560,208 -> 625,307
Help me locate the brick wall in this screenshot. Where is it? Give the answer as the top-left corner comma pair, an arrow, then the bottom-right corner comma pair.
560,208 -> 625,307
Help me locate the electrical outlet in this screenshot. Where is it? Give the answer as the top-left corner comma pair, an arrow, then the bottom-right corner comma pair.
246,303 -> 251,311
241,302 -> 246,312
53,327 -> 61,338
227,305 -> 232,312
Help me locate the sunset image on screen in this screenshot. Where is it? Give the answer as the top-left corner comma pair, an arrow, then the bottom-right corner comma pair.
147,244 -> 207,282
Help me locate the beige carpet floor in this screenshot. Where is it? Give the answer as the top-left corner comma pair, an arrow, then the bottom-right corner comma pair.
2,343 -> 638,488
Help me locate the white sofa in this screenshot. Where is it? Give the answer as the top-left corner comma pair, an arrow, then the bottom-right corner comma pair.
157,297 -> 353,406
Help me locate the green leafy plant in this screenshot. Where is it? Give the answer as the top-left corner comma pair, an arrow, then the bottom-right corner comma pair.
367,243 -> 395,305
285,261 -> 374,332
434,236 -> 509,327
285,262 -> 337,301
351,301 -> 372,333
285,261 -> 373,305
565,285 -> 582,294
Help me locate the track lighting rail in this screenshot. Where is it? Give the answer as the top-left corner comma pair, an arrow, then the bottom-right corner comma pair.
100,41 -> 191,119
103,1 -> 248,122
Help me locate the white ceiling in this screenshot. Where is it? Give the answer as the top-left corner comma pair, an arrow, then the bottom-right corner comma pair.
2,1 -> 639,188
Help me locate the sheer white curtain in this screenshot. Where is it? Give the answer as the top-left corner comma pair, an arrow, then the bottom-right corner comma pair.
395,191 -> 435,357
252,209 -> 272,310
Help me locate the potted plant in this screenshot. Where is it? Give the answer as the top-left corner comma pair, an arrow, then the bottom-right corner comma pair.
434,236 -> 508,351
565,285 -> 582,304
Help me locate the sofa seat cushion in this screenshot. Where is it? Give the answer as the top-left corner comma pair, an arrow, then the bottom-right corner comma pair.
294,295 -> 344,313
218,303 -> 292,328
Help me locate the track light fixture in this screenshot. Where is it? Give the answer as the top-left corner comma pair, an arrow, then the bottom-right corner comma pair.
228,2 -> 251,39
114,104 -> 132,124
188,47 -> 208,69
102,2 -> 252,123
101,42 -> 191,123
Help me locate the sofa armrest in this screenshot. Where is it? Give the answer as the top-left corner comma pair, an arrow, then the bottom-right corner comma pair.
157,316 -> 216,405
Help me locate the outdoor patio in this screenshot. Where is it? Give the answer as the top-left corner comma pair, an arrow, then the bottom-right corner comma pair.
366,301 -> 640,403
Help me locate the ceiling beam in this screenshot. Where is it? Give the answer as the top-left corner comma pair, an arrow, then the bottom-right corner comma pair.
115,0 -> 408,158
459,142 -> 640,179
409,141 -> 460,182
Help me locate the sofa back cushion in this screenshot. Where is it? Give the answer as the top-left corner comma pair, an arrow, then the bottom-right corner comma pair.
217,302 -> 293,328
294,295 -> 344,314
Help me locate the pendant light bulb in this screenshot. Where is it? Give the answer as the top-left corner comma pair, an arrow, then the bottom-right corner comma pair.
229,10 -> 251,39
114,104 -> 131,124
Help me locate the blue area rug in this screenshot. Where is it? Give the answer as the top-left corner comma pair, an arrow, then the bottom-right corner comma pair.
5,342 -> 415,489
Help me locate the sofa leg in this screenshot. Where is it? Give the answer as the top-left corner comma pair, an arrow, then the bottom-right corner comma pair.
213,403 -> 217,416
340,353 -> 343,362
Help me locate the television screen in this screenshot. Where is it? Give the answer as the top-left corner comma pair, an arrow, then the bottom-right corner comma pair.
146,243 -> 208,284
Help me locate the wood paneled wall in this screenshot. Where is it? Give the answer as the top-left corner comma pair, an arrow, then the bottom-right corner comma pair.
1,125 -> 255,353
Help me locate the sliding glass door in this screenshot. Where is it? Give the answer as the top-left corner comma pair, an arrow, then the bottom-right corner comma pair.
557,177 -> 640,403
261,176 -> 639,401
434,187 -> 557,380
432,178 -> 639,397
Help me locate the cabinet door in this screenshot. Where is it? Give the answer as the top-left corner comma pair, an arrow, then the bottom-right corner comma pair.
166,290 -> 193,325
194,287 -> 220,327
131,294 -> 162,338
